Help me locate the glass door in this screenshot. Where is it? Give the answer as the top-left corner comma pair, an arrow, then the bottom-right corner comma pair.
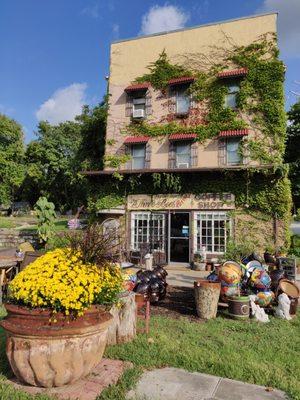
169,212 -> 190,263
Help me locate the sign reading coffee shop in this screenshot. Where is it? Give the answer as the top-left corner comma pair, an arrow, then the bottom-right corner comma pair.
127,193 -> 235,210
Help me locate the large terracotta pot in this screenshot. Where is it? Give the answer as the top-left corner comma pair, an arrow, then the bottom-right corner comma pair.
0,303 -> 112,388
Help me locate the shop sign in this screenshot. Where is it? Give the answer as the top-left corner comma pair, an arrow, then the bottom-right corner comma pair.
127,193 -> 235,210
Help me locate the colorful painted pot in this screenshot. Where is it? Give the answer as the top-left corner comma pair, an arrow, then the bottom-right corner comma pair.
255,291 -> 275,307
249,267 -> 271,291
218,261 -> 242,285
220,282 -> 240,299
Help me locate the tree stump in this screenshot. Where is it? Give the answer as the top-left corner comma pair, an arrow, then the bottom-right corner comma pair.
194,280 -> 221,320
107,292 -> 137,345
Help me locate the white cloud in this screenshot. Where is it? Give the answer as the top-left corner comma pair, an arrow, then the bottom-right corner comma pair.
36,83 -> 87,124
259,0 -> 300,58
112,23 -> 120,39
0,104 -> 15,116
81,4 -> 99,18
140,4 -> 189,35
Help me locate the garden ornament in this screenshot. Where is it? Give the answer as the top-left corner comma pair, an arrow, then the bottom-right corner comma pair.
249,295 -> 269,323
275,293 -> 292,320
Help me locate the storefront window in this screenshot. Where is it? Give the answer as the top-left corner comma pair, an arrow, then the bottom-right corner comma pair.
195,212 -> 230,254
131,212 -> 166,251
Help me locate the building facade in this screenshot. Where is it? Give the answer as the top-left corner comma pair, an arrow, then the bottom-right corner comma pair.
85,13 -> 291,265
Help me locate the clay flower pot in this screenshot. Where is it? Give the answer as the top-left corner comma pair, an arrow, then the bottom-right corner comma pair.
0,304 -> 112,388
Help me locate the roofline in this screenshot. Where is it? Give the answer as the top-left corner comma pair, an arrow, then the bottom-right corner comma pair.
111,12 -> 278,45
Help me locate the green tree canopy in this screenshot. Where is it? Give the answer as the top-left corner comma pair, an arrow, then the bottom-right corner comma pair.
23,102 -> 106,211
0,114 -> 25,205
285,100 -> 300,210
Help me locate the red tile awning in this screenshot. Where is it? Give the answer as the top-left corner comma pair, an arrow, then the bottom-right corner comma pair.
124,136 -> 150,144
168,76 -> 195,85
125,82 -> 150,92
218,68 -> 248,79
169,133 -> 197,141
219,129 -> 249,138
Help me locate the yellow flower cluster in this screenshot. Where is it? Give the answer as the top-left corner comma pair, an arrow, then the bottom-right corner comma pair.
9,248 -> 123,316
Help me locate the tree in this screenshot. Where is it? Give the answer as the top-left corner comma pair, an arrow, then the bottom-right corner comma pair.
23,102 -> 107,211
285,100 -> 300,210
0,114 -> 25,206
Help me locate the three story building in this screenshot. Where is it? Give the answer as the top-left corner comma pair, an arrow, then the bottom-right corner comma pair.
84,13 -> 291,265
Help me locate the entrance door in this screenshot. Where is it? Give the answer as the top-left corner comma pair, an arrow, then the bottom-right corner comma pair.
169,212 -> 190,263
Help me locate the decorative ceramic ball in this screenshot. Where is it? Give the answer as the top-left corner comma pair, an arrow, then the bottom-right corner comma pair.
218,261 -> 242,285
255,291 -> 275,307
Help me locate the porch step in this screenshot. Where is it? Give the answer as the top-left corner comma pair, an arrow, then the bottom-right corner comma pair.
165,264 -> 192,271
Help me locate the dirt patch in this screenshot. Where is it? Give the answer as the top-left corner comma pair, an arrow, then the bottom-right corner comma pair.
150,286 -> 203,322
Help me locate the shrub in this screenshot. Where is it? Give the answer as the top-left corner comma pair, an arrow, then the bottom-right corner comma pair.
34,197 -> 56,245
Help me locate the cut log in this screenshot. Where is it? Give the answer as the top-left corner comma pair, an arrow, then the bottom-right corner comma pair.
107,292 -> 137,345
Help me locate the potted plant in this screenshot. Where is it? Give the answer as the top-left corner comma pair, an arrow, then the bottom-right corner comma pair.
0,224 -> 123,388
192,253 -> 206,271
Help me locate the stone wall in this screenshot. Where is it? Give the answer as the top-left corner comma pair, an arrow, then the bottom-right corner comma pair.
0,229 -> 38,249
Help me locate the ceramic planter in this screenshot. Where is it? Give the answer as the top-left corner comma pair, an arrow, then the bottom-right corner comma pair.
192,262 -> 206,271
0,304 -> 112,388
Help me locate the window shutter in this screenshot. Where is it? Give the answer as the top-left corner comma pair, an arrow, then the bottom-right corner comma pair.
125,94 -> 133,117
190,92 -> 196,109
125,145 -> 132,169
168,141 -> 176,168
218,138 -> 227,166
145,142 -> 152,169
168,87 -> 176,114
191,142 -> 198,167
145,90 -> 152,116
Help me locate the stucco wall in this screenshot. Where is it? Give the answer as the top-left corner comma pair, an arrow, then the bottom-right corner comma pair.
105,13 -> 277,171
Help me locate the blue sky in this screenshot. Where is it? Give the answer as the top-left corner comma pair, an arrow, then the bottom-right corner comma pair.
0,0 -> 299,142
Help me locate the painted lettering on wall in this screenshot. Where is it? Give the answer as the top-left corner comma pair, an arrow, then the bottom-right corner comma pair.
127,193 -> 235,210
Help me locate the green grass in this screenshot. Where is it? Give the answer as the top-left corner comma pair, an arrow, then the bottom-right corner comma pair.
104,314 -> 300,400
0,216 -> 70,232
0,313 -> 298,399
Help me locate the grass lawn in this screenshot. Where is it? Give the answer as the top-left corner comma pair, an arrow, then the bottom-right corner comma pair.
0,216 -> 70,232
0,311 -> 298,399
102,313 -> 300,400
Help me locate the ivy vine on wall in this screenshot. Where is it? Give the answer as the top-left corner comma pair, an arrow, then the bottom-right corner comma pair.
125,34 -> 286,165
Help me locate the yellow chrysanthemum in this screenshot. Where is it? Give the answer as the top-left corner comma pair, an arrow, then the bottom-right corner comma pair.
9,248 -> 123,316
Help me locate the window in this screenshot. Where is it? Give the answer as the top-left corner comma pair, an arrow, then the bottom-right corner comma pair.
131,212 -> 166,251
226,138 -> 242,165
176,86 -> 190,114
131,144 -> 146,169
195,212 -> 230,254
224,82 -> 240,109
175,141 -> 191,168
132,96 -> 146,118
